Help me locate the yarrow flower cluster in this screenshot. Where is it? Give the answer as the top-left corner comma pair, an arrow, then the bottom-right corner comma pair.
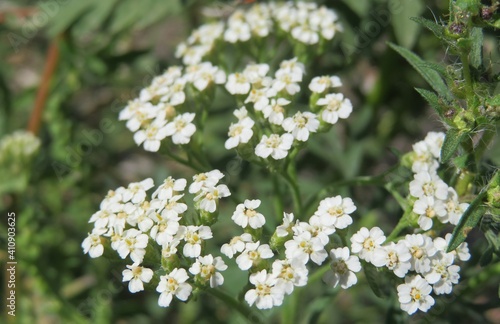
176,3 -> 341,66
82,171 -> 231,307
220,195 -> 356,309
83,0 -> 477,317
408,132 -> 470,230
224,58 -> 353,161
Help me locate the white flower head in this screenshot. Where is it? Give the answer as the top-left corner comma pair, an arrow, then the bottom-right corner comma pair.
189,169 -> 225,194
117,229 -> 149,263
371,242 -> 411,278
152,177 -> 187,200
424,251 -> 460,295
182,225 -> 213,258
397,275 -> 435,315
225,117 -> 255,150
262,98 -> 290,125
404,234 -> 437,274
413,196 -> 447,231
433,234 -> 470,261
156,268 -> 193,307
232,199 -> 266,229
194,184 -> 231,213
122,178 -> 155,204
350,227 -> 386,263
316,93 -> 353,124
82,228 -> 106,258
220,233 -> 253,258
271,259 -> 308,295
255,133 -> 294,160
409,171 -> 448,200
189,254 -> 228,288
282,111 -> 319,142
236,241 -> 274,270
309,75 -> 342,93
163,113 -> 197,145
314,196 -> 355,229
322,247 -> 361,289
245,270 -> 284,309
276,212 -> 295,237
122,263 -> 154,293
225,72 -> 251,95
284,231 -> 328,265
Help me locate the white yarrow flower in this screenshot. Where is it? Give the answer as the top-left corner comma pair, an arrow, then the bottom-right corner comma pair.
122,263 -> 154,293
156,268 -> 193,307
255,133 -> 294,160
231,199 -> 266,229
322,247 -> 361,289
397,275 -> 435,315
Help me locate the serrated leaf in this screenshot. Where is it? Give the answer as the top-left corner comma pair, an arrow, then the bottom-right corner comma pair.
392,2 -> 424,48
447,190 -> 488,252
410,17 -> 447,42
422,61 -> 448,78
470,27 -> 483,69
441,128 -> 467,163
389,43 -> 453,100
415,88 -> 444,116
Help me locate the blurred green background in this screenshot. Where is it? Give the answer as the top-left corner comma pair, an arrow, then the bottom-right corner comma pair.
1,0 -> 499,323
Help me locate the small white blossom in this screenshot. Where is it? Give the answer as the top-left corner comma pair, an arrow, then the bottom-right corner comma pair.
262,98 -> 290,125
189,254 -> 228,288
182,225 -> 213,258
226,73 -> 251,95
316,93 -> 353,124
189,169 -> 225,194
272,259 -> 308,295
404,234 -> 437,274
276,212 -> 295,237
156,268 -> 193,307
225,117 -> 255,150
322,247 -> 361,289
117,229 -> 149,263
163,113 -> 197,145
194,184 -> 231,213
413,196 -> 447,231
82,228 -> 106,258
245,270 -> 284,309
409,171 -> 448,200
122,263 -> 154,293
282,111 -> 319,142
152,177 -> 187,200
350,227 -> 386,263
255,133 -> 294,160
372,242 -> 411,278
285,231 -> 328,265
314,196 -> 355,229
231,199 -> 266,229
236,242 -> 274,270
424,252 -> 460,295
397,275 -> 434,315
308,75 -> 342,93
221,233 -> 253,258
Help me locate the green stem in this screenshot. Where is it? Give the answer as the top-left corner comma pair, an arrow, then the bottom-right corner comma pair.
280,170 -> 302,217
386,212 -> 411,242
272,174 -> 285,221
205,288 -> 264,324
162,148 -> 204,172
